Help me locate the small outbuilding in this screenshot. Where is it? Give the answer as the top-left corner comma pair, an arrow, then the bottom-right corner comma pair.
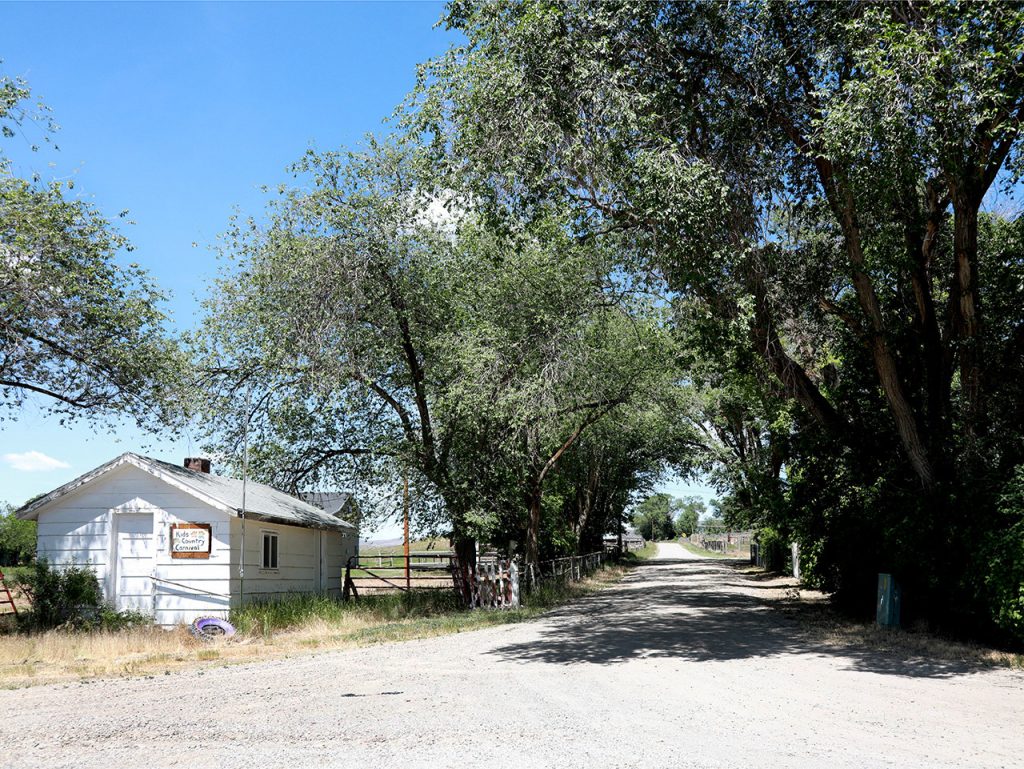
15,453 -> 357,626
602,524 -> 646,552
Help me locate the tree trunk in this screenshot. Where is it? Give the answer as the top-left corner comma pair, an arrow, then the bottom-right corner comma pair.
617,506 -> 623,554
905,200 -> 950,452
841,198 -> 936,489
811,155 -> 937,488
452,535 -> 476,572
861,323 -> 936,488
950,190 -> 984,439
748,273 -> 847,435
525,482 -> 542,570
572,464 -> 599,552
909,263 -> 949,435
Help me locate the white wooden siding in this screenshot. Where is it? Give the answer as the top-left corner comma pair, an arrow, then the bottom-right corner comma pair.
153,505 -> 231,627
35,463 -> 231,627
325,530 -> 356,597
32,462 -> 357,626
229,518 -> 316,601
228,519 -> 355,600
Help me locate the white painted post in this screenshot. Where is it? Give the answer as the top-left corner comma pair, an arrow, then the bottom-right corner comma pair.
510,560 -> 520,607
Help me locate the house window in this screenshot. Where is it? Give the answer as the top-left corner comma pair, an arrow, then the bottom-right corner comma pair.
261,531 -> 279,570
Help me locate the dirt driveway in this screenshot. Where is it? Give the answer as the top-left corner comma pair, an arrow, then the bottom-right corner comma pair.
2,543 -> 1022,769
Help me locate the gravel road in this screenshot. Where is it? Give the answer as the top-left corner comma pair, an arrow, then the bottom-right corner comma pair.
2,542 -> 1022,769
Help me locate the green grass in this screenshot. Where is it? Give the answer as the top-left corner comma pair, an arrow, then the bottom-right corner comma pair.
230,559 -> 637,645
230,590 -> 463,635
1,565 -> 32,583
621,542 -> 658,561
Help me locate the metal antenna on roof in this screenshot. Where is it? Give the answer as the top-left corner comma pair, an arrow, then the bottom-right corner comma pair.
240,389 -> 251,608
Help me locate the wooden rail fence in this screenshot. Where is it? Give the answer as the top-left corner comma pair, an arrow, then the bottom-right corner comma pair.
343,549 -> 612,608
342,552 -> 454,600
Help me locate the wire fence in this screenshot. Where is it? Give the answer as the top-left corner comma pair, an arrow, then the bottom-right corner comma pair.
343,549 -> 614,609
687,530 -> 754,556
343,552 -> 455,599
521,551 -> 609,592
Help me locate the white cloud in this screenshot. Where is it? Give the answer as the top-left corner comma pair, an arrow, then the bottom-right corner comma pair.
2,451 -> 71,472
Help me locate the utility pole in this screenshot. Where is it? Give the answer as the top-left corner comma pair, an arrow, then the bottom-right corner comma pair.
617,507 -> 624,555
403,474 -> 410,592
240,389 -> 251,608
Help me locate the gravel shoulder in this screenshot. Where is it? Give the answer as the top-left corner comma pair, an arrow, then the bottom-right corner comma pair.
2,542 -> 1022,769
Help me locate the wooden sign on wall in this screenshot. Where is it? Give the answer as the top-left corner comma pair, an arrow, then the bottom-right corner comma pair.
170,523 -> 212,558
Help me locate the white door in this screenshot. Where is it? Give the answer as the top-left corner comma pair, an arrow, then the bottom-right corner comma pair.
114,513 -> 155,614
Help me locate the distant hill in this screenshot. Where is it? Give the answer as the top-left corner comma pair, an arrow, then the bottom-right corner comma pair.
359,536 -> 404,549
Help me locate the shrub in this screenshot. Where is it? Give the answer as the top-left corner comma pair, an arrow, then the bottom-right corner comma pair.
93,606 -> 153,631
757,527 -> 789,573
14,559 -> 103,629
984,467 -> 1024,642
11,560 -> 151,631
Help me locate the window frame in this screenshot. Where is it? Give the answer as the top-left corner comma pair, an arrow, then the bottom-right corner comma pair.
260,530 -> 279,570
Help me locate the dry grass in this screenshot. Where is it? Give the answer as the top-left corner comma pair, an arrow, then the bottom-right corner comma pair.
0,613 -> 401,689
729,563 -> 1024,669
1,626 -> 202,686
360,537 -> 451,556
0,560 -> 637,689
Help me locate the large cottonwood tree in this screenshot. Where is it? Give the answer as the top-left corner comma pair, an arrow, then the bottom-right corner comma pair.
1,75 -> 184,430
194,139 -> 689,567
414,1 -> 1024,634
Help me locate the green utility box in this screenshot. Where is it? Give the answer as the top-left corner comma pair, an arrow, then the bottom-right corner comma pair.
877,572 -> 901,628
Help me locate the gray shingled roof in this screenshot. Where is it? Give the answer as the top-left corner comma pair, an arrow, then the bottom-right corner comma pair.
16,452 -> 356,532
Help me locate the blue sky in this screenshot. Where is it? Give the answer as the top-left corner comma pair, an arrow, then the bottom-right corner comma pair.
0,2 -> 716,534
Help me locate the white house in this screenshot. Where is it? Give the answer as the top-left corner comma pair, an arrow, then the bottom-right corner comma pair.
15,453 -> 358,626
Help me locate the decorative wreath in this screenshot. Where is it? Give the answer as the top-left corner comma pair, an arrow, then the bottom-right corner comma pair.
190,616 -> 236,641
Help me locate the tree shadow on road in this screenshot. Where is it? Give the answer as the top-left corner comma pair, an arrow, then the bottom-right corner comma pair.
488,558 -> 1002,679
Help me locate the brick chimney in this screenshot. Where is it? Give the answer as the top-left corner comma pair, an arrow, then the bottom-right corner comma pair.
184,457 -> 211,473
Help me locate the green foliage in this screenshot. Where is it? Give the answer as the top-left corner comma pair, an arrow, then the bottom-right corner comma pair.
631,493 -> 678,540
0,71 -> 57,164
91,606 -> 153,632
756,527 -> 788,574
195,139 -> 696,564
674,496 -> 705,538
0,503 -> 35,565
14,560 -> 102,629
701,515 -> 727,533
0,74 -> 185,430
9,560 -> 151,632
417,0 -> 1024,643
1,564 -> 31,583
984,467 -> 1024,638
